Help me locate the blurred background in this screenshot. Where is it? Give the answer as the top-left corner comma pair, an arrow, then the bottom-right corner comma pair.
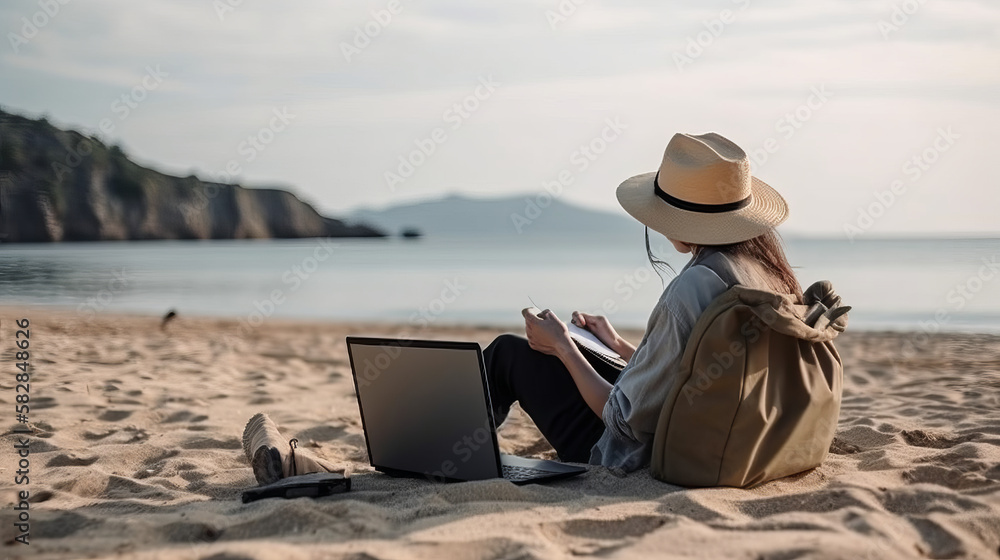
1,0 -> 998,332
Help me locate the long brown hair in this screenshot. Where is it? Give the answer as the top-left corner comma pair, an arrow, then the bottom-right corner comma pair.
645,227 -> 802,299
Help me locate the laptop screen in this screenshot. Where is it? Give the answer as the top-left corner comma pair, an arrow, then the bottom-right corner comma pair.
346,339 -> 502,481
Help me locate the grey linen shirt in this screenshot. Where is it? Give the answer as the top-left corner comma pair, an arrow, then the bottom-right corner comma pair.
589,249 -> 764,471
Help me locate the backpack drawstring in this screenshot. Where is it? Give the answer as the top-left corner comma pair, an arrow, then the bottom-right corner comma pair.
288,438 -> 299,476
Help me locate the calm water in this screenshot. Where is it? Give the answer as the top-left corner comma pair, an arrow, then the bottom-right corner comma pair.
1,235 -> 999,333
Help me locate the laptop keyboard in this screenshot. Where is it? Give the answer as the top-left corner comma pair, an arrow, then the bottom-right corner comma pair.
501,464 -> 552,481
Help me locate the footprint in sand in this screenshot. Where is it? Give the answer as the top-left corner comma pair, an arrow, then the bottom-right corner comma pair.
15,438 -> 59,452
656,494 -> 724,522
828,437 -> 861,455
101,475 -> 176,501
161,410 -> 194,423
28,511 -> 92,540
83,428 -> 119,440
833,425 -> 898,452
107,397 -> 143,406
245,370 -> 272,382
83,425 -> 148,444
28,489 -> 53,503
134,449 -> 182,479
540,515 -> 669,555
909,517 -> 968,559
46,453 -> 98,467
881,487 -> 988,518
903,441 -> 999,490
181,436 -> 242,450
161,521 -> 222,544
179,469 -> 207,482
901,429 -> 975,449
99,409 -> 134,422
903,463 -> 996,490
30,396 -> 58,410
159,410 -> 209,424
739,487 -> 872,518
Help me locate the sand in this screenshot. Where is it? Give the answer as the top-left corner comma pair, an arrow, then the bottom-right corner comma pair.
1,307 -> 999,559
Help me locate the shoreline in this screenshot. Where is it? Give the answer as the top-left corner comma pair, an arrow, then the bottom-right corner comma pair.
4,304 -> 1000,339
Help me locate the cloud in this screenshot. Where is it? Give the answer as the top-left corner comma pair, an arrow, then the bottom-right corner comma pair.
1,0 -> 998,235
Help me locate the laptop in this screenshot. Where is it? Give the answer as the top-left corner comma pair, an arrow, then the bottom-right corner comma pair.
345,337 -> 587,484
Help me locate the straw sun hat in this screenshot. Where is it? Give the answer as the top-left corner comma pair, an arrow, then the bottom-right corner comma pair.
616,132 -> 788,245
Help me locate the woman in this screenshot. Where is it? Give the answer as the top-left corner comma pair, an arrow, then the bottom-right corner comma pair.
482,132 -> 801,472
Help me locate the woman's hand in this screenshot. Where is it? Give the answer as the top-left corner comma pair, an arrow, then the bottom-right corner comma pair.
570,311 -> 635,361
522,308 -> 574,359
524,308 -> 613,417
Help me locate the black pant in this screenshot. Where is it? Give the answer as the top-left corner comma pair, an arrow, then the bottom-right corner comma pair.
482,334 -> 623,463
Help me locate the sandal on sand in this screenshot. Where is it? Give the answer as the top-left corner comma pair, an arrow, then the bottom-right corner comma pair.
241,412 -> 342,486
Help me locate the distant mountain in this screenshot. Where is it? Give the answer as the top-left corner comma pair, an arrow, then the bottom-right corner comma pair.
348,193 -> 640,238
0,109 -> 384,242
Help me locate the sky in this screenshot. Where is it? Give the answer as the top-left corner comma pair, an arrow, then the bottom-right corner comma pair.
1,0 -> 998,237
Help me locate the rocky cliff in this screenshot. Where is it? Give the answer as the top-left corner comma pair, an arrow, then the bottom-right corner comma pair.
0,109 -> 385,242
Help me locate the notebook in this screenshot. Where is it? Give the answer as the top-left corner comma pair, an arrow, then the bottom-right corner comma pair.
526,307 -> 628,370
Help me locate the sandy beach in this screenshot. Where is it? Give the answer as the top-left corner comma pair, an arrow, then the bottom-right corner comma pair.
1,307 -> 999,560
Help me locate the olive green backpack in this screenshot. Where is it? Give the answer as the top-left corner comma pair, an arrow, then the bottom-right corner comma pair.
650,281 -> 849,488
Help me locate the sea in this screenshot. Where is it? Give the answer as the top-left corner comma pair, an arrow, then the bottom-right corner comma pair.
1,235 -> 998,333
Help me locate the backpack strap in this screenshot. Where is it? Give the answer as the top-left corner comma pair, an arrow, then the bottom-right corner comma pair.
689,248 -> 742,289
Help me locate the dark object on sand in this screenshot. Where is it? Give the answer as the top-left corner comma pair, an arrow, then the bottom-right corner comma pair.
160,309 -> 177,330
400,227 -> 422,239
241,472 -> 351,503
